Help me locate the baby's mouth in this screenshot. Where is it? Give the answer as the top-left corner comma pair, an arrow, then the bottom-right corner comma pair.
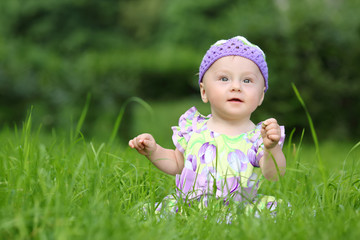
228,98 -> 243,102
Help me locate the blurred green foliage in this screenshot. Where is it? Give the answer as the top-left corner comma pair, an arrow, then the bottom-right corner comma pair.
0,0 -> 359,140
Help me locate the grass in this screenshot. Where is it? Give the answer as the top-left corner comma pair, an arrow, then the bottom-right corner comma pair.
1,96 -> 360,239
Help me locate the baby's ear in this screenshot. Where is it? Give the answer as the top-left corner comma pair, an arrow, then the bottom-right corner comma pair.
200,82 -> 208,103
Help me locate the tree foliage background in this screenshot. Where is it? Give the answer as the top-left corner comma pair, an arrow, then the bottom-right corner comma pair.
0,0 -> 359,141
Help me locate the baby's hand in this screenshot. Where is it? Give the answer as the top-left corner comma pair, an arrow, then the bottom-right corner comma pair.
261,118 -> 281,149
128,133 -> 157,156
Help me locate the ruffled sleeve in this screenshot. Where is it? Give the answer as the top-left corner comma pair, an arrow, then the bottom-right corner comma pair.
171,107 -> 208,153
247,124 -> 285,167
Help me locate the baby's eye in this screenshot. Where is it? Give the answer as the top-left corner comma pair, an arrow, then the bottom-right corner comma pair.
243,79 -> 251,83
220,77 -> 229,82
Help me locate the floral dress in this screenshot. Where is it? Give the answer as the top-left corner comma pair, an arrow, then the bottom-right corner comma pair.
152,107 -> 285,216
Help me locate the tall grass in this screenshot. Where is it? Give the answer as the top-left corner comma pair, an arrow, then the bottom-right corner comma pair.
1,93 -> 360,239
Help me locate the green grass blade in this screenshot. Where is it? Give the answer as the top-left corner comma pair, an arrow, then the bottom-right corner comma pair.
21,106 -> 33,174
291,83 -> 327,183
286,128 -> 296,160
344,141 -> 360,162
108,97 -> 153,145
73,93 -> 91,142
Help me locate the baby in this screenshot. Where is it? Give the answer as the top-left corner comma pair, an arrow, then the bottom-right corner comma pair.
129,36 -> 286,215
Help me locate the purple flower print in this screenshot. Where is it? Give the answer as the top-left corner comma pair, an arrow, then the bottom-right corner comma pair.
178,108 -> 196,129
227,150 -> 248,173
176,168 -> 196,194
176,126 -> 193,143
201,166 -> 217,183
266,201 -> 278,212
198,142 -> 217,164
201,166 -> 217,177
183,107 -> 196,120
249,129 -> 261,143
196,115 -> 206,124
185,154 -> 197,171
216,177 -> 240,197
247,146 -> 258,167
192,172 -> 213,196
247,172 -> 258,188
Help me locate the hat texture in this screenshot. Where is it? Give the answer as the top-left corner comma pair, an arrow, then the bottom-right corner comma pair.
199,36 -> 268,91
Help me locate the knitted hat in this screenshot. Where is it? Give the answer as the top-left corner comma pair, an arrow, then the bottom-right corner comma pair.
199,36 -> 268,92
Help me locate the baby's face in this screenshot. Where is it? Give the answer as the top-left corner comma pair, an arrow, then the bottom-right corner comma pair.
200,56 -> 265,120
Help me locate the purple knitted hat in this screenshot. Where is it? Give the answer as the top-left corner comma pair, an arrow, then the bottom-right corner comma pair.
199,36 -> 268,92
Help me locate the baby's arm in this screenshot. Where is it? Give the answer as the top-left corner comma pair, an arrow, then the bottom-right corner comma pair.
129,133 -> 184,175
259,118 -> 286,181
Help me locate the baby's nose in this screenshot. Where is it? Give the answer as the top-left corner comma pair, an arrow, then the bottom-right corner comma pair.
231,80 -> 242,91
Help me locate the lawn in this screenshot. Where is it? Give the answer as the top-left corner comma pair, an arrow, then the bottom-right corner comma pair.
0,98 -> 359,239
